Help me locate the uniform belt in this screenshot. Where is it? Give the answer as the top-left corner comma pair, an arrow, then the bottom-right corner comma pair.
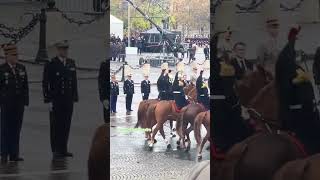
289,104 -> 302,110
173,91 -> 181,94
200,94 -> 206,97
210,95 -> 226,100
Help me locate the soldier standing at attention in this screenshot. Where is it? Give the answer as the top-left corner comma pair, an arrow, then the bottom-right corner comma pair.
0,44 -> 28,163
98,59 -> 110,121
141,75 -> 150,100
124,74 -> 134,113
110,75 -> 119,115
42,40 -> 78,159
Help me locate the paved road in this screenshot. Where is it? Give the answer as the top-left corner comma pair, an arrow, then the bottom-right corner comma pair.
110,85 -> 210,180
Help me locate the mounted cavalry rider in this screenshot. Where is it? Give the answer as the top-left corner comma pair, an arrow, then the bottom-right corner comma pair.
172,62 -> 188,111
211,50 -> 253,156
196,70 -> 209,110
157,62 -> 170,100
275,26 -> 320,155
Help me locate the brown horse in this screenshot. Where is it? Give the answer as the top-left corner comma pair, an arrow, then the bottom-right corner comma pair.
235,66 -> 273,106
148,100 -> 188,149
212,132 -> 307,180
136,99 -> 160,139
273,154 -> 320,180
194,111 -> 210,159
178,103 -> 206,150
184,83 -> 197,103
248,80 -> 279,130
88,124 -> 108,180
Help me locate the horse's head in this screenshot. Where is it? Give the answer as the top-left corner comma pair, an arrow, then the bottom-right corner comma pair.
235,66 -> 273,106
184,83 -> 195,95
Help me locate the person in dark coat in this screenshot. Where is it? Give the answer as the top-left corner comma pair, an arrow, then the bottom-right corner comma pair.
196,70 -> 209,110
42,40 -> 78,159
172,72 -> 188,111
157,69 -> 168,100
98,60 -> 110,121
275,26 -> 320,155
231,42 -> 253,80
0,44 -> 28,163
312,47 -> 320,102
204,44 -> 210,60
141,75 -> 150,100
211,51 -> 253,155
110,75 -> 119,115
124,74 -> 134,113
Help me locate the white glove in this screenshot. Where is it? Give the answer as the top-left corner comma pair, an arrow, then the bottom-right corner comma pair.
241,106 -> 250,120
48,103 -> 53,111
103,100 -> 109,110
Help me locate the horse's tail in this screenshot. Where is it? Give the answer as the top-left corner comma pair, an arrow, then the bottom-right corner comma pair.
135,101 -> 145,128
194,112 -> 205,145
88,124 -> 108,180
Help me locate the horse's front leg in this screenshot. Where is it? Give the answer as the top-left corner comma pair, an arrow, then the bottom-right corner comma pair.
149,123 -> 162,149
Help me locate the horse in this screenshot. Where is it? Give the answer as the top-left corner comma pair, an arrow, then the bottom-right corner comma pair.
273,154 -> 320,180
88,124 -> 108,180
194,111 -> 210,159
235,66 -> 273,106
136,99 -> 160,139
178,103 -> 207,150
184,83 -> 197,103
147,100 -> 188,149
212,132 -> 307,180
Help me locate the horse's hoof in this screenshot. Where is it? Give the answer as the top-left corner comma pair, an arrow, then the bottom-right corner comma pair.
177,145 -> 181,149
197,155 -> 202,160
176,141 -> 180,145
167,144 -> 171,149
172,134 -> 176,138
154,139 -> 157,144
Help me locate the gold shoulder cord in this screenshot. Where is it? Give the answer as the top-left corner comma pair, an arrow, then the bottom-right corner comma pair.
292,68 -> 311,84
219,62 -> 235,77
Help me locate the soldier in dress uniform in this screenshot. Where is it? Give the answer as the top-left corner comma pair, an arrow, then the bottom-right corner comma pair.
0,44 -> 28,163
276,26 -> 320,155
172,64 -> 188,111
231,42 -> 253,80
124,74 -> 134,113
98,59 -> 110,122
42,40 -> 78,159
110,74 -> 119,115
157,63 -> 169,100
196,70 -> 209,110
217,27 -> 233,58
211,51 -> 253,155
141,75 -> 150,100
256,18 -> 281,76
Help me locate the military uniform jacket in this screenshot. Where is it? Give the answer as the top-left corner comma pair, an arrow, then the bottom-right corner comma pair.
124,79 -> 134,95
98,61 -> 109,101
231,57 -> 253,80
196,75 -> 208,96
42,57 -> 78,103
141,80 -> 150,94
212,59 -> 238,103
0,63 -> 29,106
110,81 -> 119,96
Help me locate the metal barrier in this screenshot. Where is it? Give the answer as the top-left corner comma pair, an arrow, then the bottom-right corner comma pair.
54,0 -> 106,13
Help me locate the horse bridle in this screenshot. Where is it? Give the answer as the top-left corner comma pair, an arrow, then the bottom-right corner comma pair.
245,107 -> 280,134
